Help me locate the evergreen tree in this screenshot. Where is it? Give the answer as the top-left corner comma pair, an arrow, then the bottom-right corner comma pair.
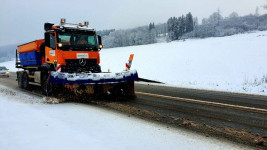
149,23 -> 152,31
179,15 -> 186,35
167,17 -> 177,41
167,13 -> 194,41
148,22 -> 156,43
148,22 -> 155,31
185,12 -> 194,32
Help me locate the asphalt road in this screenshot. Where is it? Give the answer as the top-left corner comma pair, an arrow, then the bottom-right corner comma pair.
135,83 -> 267,109
132,83 -> 267,135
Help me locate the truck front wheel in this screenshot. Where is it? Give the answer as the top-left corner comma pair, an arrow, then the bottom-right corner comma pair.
41,74 -> 52,96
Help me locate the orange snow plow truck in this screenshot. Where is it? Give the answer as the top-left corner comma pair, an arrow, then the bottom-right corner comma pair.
16,19 -> 138,97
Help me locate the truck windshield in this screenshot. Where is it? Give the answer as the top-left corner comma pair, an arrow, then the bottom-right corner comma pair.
57,32 -> 97,51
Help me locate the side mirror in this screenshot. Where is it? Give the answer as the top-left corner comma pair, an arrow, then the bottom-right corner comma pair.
44,23 -> 54,31
45,32 -> 50,47
97,35 -> 103,50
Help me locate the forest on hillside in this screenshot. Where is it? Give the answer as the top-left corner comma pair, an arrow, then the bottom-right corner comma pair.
98,8 -> 267,48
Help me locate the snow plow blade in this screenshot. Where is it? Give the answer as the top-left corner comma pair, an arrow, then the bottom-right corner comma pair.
49,70 -> 138,96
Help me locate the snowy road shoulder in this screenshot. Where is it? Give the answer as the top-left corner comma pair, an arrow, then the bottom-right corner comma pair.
0,85 -> 251,150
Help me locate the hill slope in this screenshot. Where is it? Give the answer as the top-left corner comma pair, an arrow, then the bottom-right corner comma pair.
100,30 -> 267,95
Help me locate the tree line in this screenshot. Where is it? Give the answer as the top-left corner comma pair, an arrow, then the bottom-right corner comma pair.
98,7 -> 267,49
97,23 -> 167,48
98,12 -> 195,48
183,11 -> 267,39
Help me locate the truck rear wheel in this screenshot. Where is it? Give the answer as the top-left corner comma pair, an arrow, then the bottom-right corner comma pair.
17,72 -> 23,88
20,72 -> 29,89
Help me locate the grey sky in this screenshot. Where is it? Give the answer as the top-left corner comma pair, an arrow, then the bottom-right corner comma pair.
1,0 -> 266,46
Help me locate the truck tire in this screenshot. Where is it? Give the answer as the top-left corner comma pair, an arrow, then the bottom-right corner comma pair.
94,65 -> 101,73
41,74 -> 52,96
17,72 -> 23,88
21,72 -> 29,89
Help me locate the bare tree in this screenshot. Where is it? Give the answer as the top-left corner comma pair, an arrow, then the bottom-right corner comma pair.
255,6 -> 259,16
229,12 -> 239,18
217,9 -> 221,25
264,0 -> 267,9
207,10 -> 223,25
193,17 -> 198,27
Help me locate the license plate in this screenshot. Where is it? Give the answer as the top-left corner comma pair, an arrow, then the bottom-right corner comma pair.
77,53 -> 89,59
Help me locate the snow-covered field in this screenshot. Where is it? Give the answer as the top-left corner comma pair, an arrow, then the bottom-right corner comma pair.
0,84 -> 250,150
100,31 -> 267,95
1,31 -> 267,95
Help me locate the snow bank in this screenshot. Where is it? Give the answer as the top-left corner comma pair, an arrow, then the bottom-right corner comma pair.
0,85 -> 249,150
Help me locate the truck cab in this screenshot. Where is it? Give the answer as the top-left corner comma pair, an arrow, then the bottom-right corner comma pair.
43,19 -> 103,73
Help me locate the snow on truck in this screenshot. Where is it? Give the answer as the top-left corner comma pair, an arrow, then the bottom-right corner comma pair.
16,18 -> 138,97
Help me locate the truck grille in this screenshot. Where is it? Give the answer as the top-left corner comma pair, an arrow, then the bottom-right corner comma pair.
61,59 -> 100,73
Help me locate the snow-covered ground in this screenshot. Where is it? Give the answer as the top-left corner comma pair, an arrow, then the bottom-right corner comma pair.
1,31 -> 267,95
0,84 -> 250,150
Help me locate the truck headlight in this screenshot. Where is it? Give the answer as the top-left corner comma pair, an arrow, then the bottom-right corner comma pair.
6,72 -> 9,74
58,43 -> 63,47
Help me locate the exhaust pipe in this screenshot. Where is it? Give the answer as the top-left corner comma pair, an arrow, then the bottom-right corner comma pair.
60,18 -> 66,25
84,21 -> 89,27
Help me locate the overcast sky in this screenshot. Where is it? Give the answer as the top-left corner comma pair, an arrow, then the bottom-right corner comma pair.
1,0 -> 267,46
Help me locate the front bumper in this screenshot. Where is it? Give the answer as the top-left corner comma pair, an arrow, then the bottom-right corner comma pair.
49,70 -> 138,85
